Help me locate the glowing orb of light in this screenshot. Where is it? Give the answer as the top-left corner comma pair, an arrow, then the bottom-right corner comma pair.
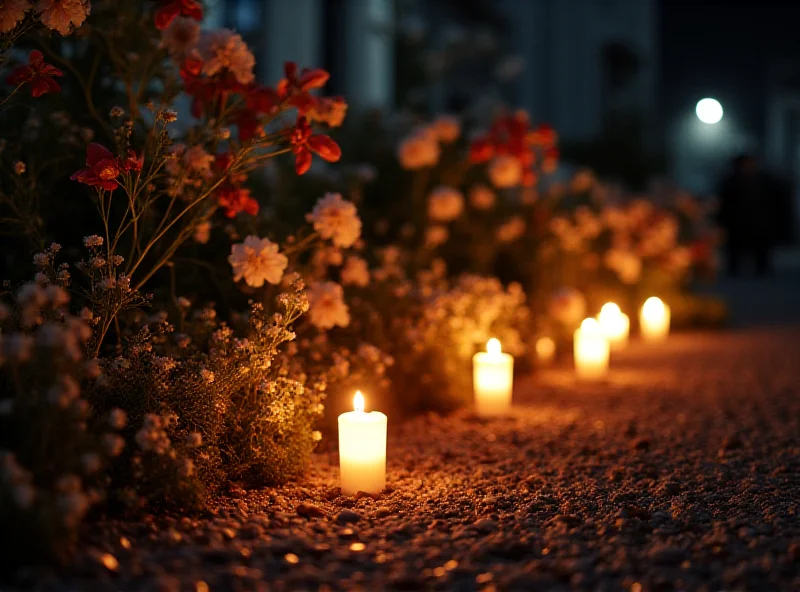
695,98 -> 723,124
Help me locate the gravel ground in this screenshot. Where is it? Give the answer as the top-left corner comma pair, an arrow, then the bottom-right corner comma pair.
12,327 -> 800,592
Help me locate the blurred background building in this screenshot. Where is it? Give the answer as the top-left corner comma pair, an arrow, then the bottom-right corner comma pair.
205,0 -> 799,240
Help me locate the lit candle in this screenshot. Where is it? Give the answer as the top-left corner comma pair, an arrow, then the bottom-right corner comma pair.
338,391 -> 387,496
574,318 -> 610,380
473,338 -> 514,416
536,336 -> 556,364
640,297 -> 670,341
596,302 -> 630,350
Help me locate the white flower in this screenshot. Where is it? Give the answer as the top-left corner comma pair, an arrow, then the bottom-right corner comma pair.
340,256 -> 369,287
425,225 -> 449,248
36,0 -> 90,36
229,236 -> 288,288
397,131 -> 440,169
199,29 -> 255,85
432,115 -> 460,143
312,246 -> 344,269
496,216 -> 526,243
427,186 -> 464,222
160,17 -> 200,57
308,193 -> 361,248
488,155 -> 522,188
469,185 -> 496,210
306,282 -> 350,330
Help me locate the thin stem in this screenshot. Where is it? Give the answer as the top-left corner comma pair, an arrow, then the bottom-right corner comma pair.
0,83 -> 24,108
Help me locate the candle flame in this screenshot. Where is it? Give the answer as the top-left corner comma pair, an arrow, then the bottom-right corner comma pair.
486,338 -> 502,355
353,390 -> 365,413
642,297 -> 665,319
600,302 -> 621,317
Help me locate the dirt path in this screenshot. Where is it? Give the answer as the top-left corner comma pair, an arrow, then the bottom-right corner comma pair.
16,328 -> 800,591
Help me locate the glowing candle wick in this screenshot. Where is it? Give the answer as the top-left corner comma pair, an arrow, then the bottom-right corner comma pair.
354,390 -> 365,413
487,338 -> 502,356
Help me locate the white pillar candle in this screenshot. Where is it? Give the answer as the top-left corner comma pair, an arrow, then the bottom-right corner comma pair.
640,297 -> 670,341
597,302 -> 630,350
473,338 -> 514,416
574,318 -> 610,380
536,336 -> 556,364
338,391 -> 387,496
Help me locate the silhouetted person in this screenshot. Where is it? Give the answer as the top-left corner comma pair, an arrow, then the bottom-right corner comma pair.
717,154 -> 777,276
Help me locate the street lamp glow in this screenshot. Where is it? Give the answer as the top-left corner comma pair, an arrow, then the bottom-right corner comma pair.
696,98 -> 723,124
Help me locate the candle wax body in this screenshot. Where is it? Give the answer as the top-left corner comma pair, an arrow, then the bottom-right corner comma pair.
574,328 -> 609,380
473,351 -> 514,416
640,305 -> 670,341
598,313 -> 630,350
338,411 -> 387,496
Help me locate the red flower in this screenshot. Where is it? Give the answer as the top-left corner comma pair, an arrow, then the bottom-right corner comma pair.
529,123 -> 557,147
233,85 -> 282,142
216,185 -> 259,218
275,61 -> 330,114
154,0 -> 203,30
245,85 -> 280,115
120,150 -> 144,173
213,152 -> 246,184
6,50 -> 63,98
468,138 -> 494,164
70,144 -> 121,191
284,116 -> 341,175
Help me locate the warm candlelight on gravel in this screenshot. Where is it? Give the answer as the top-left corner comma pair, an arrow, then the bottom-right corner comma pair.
536,336 -> 556,364
574,318 -> 610,380
640,297 -> 670,341
473,338 -> 514,416
338,391 -> 387,496
597,302 -> 630,350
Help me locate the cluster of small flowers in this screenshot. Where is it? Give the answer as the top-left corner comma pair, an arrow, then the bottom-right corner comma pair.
414,274 -> 528,360
135,414 -> 174,455
469,110 -> 558,188
544,176 -> 715,288
0,451 -> 36,509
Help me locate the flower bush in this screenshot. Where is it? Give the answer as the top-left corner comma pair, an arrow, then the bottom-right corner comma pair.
0,0 -> 724,572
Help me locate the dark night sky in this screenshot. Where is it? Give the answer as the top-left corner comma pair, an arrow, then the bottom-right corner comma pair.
660,0 -> 800,143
